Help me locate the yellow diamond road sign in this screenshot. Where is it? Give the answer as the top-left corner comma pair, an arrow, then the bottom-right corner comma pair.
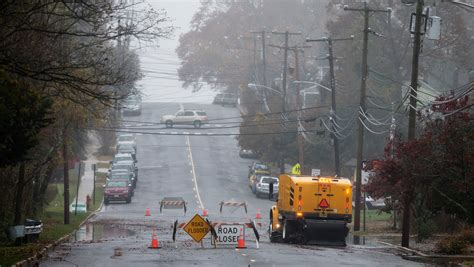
183,214 -> 210,242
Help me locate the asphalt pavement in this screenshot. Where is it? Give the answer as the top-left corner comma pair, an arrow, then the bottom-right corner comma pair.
41,102 -> 424,267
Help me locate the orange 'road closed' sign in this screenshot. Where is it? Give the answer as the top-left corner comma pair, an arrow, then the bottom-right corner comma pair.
183,214 -> 210,242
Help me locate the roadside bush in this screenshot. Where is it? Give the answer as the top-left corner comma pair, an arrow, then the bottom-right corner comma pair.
436,236 -> 470,255
416,218 -> 437,242
459,228 -> 474,244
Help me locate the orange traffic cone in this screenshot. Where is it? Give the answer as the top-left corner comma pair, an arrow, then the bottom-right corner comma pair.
148,229 -> 161,249
255,209 -> 262,220
145,208 -> 151,216
202,209 -> 208,217
236,229 -> 246,249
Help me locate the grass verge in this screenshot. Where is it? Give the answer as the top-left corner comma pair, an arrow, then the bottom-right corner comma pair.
0,169 -> 105,266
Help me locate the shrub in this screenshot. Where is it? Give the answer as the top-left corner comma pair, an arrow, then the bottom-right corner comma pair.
416,218 -> 437,242
459,228 -> 474,244
436,236 -> 470,255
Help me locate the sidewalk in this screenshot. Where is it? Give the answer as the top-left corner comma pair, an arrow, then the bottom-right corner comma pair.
72,133 -> 110,208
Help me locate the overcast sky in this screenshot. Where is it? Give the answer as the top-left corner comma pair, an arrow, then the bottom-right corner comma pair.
135,0 -> 217,103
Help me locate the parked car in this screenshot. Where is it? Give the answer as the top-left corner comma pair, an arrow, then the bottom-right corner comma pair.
109,163 -> 137,187
122,95 -> 142,116
104,180 -> 133,204
70,202 -> 87,213
160,110 -> 208,128
239,149 -> 257,159
117,144 -> 136,161
248,162 -> 270,178
112,153 -> 135,164
108,171 -> 135,194
117,133 -> 135,143
254,176 -> 279,198
213,93 -> 238,107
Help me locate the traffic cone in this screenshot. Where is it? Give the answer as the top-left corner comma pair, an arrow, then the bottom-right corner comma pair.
145,208 -> 151,216
255,209 -> 262,220
148,229 -> 161,249
202,209 -> 208,217
236,229 -> 246,249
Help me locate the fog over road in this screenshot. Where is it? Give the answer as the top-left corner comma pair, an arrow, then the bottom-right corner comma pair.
41,103 -> 423,267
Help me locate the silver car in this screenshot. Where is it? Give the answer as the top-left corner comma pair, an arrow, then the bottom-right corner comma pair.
255,176 -> 279,198
160,110 -> 208,128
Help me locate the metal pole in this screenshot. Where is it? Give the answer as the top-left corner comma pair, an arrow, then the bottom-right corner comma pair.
75,162 -> 81,215
93,164 -> 96,205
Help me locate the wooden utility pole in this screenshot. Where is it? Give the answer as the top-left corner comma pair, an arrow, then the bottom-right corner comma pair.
306,36 -> 353,176
404,0 -> 424,248
250,30 -> 267,87
344,2 -> 391,233
271,30 -> 301,174
269,43 -> 309,171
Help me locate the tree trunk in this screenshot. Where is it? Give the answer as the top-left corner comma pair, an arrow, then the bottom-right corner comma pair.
63,130 -> 70,225
13,162 -> 25,225
401,196 -> 411,247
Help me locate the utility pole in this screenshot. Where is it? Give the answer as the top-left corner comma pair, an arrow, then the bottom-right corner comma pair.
405,0 -> 424,248
344,2 -> 391,234
269,43 -> 309,172
271,30 -> 301,174
250,30 -> 267,87
306,36 -> 353,176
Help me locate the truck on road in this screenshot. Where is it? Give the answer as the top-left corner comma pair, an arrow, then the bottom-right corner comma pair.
269,175 -> 352,246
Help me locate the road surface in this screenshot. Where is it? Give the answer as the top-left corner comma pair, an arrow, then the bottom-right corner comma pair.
41,103 -> 423,267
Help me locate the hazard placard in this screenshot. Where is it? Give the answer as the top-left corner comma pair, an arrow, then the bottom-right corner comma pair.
183,214 -> 210,242
215,224 -> 244,245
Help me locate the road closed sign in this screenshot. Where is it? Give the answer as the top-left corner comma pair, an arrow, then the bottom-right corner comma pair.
216,224 -> 244,245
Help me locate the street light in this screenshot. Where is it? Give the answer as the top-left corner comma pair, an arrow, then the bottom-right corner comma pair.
247,83 -> 284,96
292,81 -> 332,92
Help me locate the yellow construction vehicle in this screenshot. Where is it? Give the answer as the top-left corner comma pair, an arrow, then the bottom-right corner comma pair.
269,174 -> 352,246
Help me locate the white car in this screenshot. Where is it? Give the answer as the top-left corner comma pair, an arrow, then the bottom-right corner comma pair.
160,110 -> 208,128
70,202 -> 87,213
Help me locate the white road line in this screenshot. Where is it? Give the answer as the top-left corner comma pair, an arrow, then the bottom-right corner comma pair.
186,135 -> 204,210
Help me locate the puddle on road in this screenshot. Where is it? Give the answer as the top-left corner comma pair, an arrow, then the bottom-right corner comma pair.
71,222 -> 136,242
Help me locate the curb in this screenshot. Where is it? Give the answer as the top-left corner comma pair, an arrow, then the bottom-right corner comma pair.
15,202 -> 103,267
377,241 -> 474,263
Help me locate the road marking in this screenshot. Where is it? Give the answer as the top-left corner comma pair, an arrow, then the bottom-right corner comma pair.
186,135 -> 204,210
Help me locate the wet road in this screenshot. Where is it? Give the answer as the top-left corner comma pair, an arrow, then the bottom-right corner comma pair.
41,103 -> 424,267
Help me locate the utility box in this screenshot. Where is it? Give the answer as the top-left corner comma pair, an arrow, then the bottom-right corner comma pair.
427,16 -> 442,40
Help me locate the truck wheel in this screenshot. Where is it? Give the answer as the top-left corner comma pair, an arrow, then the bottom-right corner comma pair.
269,215 -> 282,243
193,120 -> 201,128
